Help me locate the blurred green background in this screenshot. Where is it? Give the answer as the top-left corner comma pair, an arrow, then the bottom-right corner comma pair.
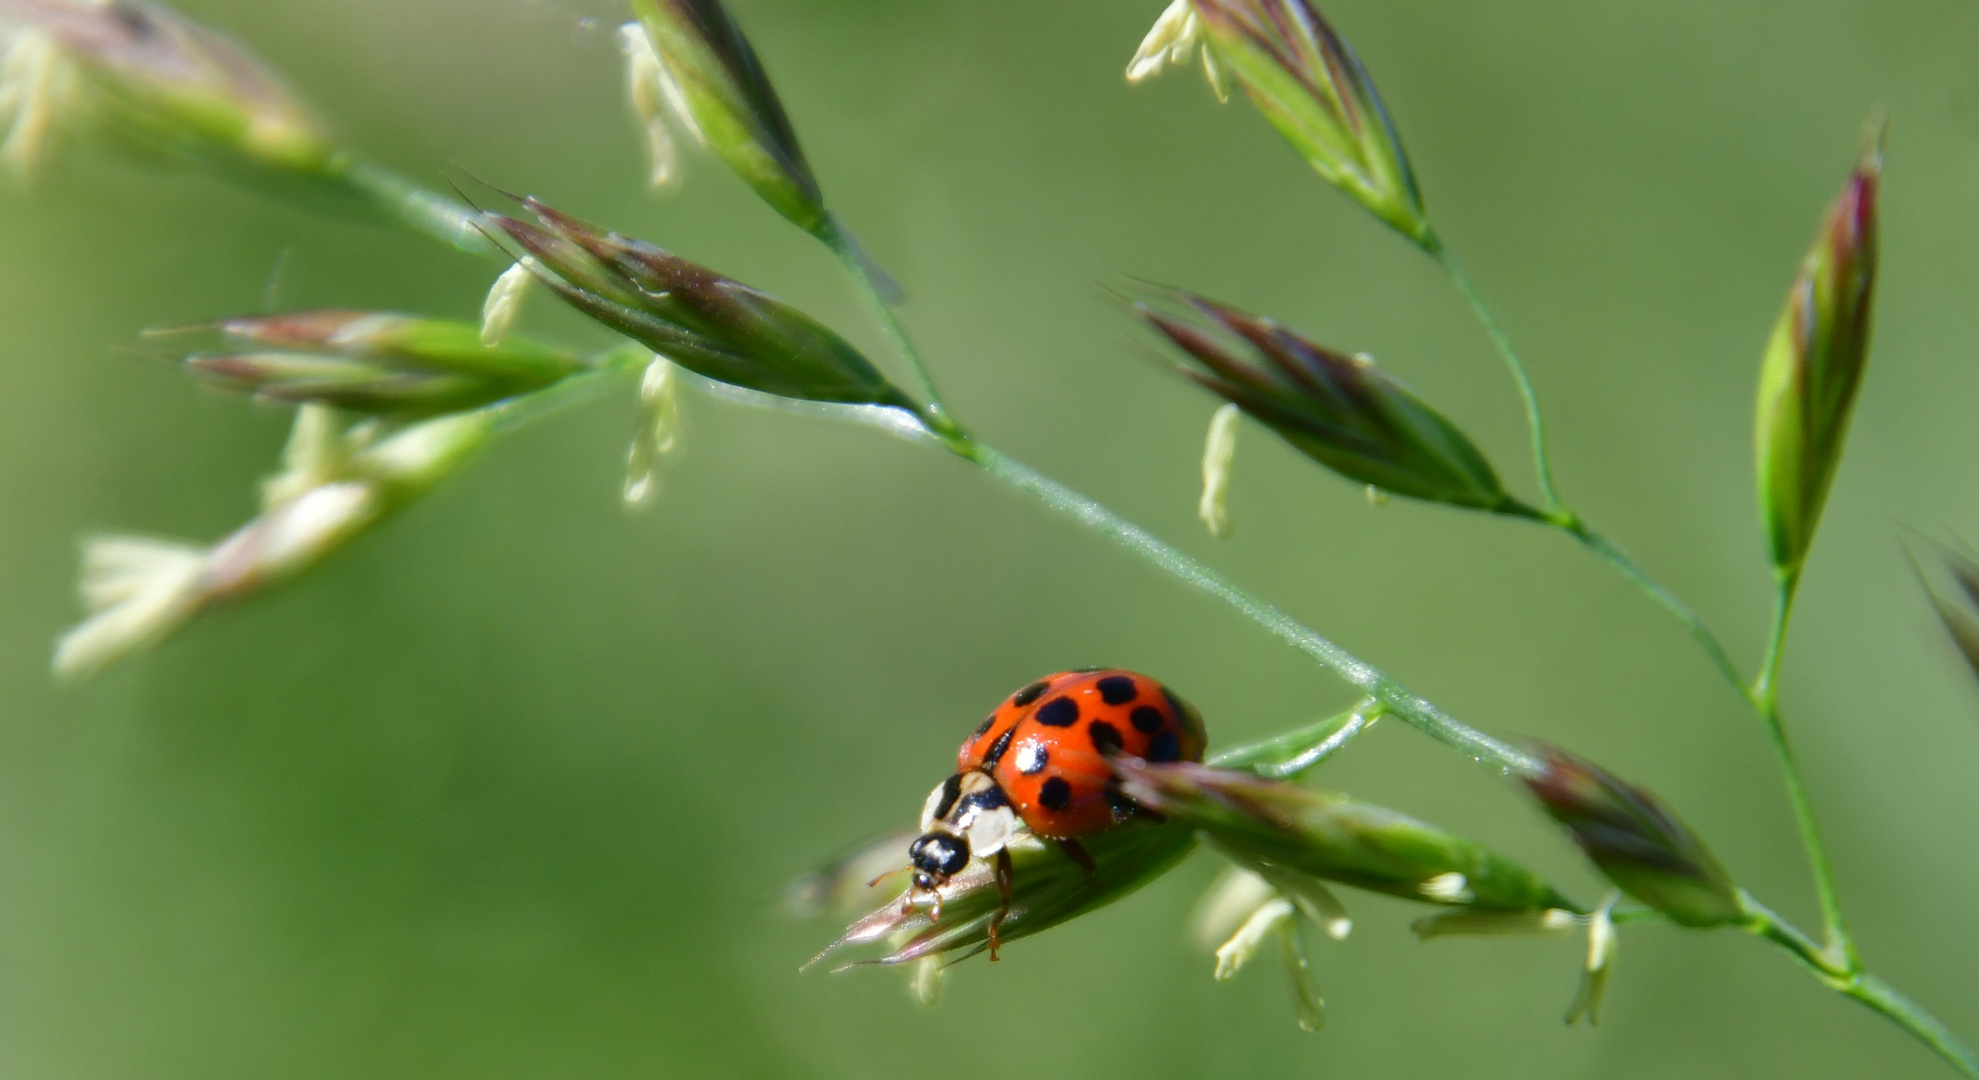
2,0 -> 1977,1075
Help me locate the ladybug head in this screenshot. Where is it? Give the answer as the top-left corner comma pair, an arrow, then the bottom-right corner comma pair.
907,830 -> 970,890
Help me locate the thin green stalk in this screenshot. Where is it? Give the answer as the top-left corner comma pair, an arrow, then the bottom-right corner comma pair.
1427,238 -> 1755,701
818,216 -> 961,440
1742,893 -> 1977,1078
337,162 -> 497,256
1432,229 -> 1863,986
1753,571 -> 1859,971
1424,233 -> 1562,512
1495,500 -> 1749,693
946,435 -> 1542,778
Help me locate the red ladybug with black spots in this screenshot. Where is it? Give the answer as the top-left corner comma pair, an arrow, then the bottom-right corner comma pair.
905,669 -> 1206,955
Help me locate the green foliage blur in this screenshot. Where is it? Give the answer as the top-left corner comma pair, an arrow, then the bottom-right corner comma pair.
2,0 -> 1977,1076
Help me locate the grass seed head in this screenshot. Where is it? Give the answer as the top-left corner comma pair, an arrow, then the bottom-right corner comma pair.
182,311 -> 580,419
1755,118 -> 1882,578
1133,286 -> 1510,511
484,197 -> 914,410
0,0 -> 341,183
628,0 -> 826,235
54,405 -> 497,679
807,821 -> 1197,972
1182,0 -> 1428,244
1119,759 -> 1578,913
1522,743 -> 1742,928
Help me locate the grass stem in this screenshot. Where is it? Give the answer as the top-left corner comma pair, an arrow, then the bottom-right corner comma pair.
1426,234 -> 1562,511
1753,571 -> 1860,971
819,216 -> 962,440
338,162 -> 497,257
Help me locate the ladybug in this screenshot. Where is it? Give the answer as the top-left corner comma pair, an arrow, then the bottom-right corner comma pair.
905,669 -> 1207,956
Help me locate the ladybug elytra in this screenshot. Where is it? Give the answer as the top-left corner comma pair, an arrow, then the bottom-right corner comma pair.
905,669 -> 1207,955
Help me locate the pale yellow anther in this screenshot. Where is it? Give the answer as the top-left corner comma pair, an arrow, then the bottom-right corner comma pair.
625,356 -> 683,508
480,261 -> 535,346
1214,895 -> 1295,980
1125,0 -> 1201,83
1199,403 -> 1240,539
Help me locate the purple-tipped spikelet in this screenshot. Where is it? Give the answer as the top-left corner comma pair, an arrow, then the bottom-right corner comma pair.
627,0 -> 825,235
1755,121 -> 1882,579
0,0 -> 340,181
1133,286 -> 1510,510
1522,744 -> 1742,928
1118,759 -> 1577,913
181,311 -> 582,418
1130,0 -> 1428,244
806,822 -> 1197,973
483,197 -> 913,411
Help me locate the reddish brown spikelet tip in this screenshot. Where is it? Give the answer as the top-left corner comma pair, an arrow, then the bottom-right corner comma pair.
1522,744 -> 1741,927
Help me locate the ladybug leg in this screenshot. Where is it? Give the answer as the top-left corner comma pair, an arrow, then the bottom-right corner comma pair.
1057,838 -> 1097,879
988,848 -> 1014,962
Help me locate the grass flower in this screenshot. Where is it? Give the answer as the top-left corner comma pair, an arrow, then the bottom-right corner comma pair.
1125,0 -> 1229,101
627,0 -> 826,236
178,310 -> 582,420
1521,743 -> 1742,928
483,196 -> 915,411
1119,759 -> 1577,913
0,0 -> 340,184
1755,120 -> 1882,580
806,821 -> 1198,972
54,404 -> 494,678
1134,285 -> 1511,512
1130,0 -> 1427,245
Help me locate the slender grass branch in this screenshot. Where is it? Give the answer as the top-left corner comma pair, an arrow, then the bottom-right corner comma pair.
1496,500 -> 1750,693
1753,571 -> 1859,972
338,161 -> 497,257
1426,226 -> 1866,992
1424,233 -> 1562,512
1742,892 -> 1976,1078
685,377 -> 1537,777
949,435 -> 1543,777
818,216 -> 962,440
1428,236 -> 1757,703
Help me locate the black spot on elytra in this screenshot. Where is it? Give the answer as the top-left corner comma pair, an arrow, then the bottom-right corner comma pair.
1145,730 -> 1181,763
1088,721 -> 1124,756
1012,681 -> 1050,707
971,714 -> 997,739
1015,744 -> 1048,775
1096,675 -> 1138,705
982,725 -> 1018,767
1038,776 -> 1073,811
1035,697 -> 1079,727
1130,705 -> 1166,734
